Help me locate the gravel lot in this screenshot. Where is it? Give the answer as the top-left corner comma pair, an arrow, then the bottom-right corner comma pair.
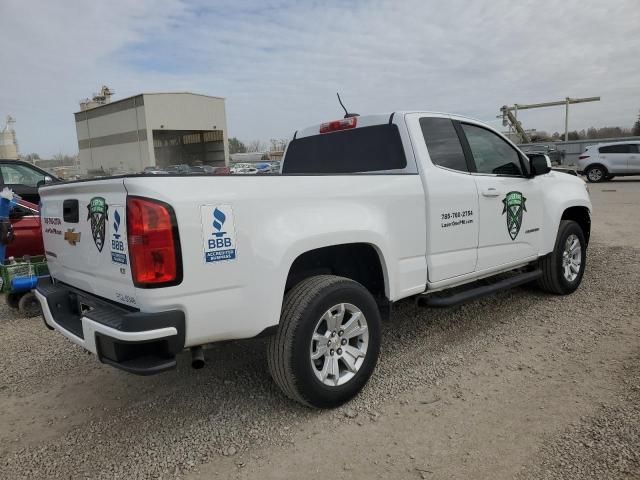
1,179 -> 639,479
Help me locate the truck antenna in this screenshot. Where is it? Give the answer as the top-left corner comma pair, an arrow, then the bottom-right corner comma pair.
337,92 -> 359,118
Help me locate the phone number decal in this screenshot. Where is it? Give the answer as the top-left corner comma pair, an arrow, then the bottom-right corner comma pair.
440,209 -> 474,228
441,210 -> 473,221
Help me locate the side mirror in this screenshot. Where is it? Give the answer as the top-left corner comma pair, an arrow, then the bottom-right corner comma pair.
36,176 -> 53,189
529,154 -> 552,176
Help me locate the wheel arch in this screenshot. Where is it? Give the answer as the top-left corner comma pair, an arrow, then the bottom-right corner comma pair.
284,242 -> 390,304
561,206 -> 591,246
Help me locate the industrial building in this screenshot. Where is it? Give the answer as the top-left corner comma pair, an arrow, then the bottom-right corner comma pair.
75,91 -> 229,175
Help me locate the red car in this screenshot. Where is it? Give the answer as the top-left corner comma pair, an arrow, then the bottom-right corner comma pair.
7,199 -> 43,258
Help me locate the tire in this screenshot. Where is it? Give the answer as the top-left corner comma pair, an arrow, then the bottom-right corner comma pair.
18,291 -> 42,317
7,292 -> 21,309
267,275 -> 381,408
537,220 -> 586,295
585,165 -> 607,183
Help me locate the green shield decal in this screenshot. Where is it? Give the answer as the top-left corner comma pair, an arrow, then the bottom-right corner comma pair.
502,191 -> 526,240
87,197 -> 108,252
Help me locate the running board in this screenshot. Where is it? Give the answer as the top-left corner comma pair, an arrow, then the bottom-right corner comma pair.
419,270 -> 542,308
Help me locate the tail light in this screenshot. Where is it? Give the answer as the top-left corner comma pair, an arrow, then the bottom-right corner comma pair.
578,155 -> 590,160
319,117 -> 357,134
127,196 -> 182,288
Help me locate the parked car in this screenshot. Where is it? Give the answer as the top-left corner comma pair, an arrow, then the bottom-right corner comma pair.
230,163 -> 258,174
7,198 -> 43,258
36,111 -> 591,408
254,162 -> 273,173
521,147 -> 564,166
142,166 -> 169,175
577,141 -> 640,182
165,164 -> 191,174
190,165 -> 232,175
0,160 -> 58,204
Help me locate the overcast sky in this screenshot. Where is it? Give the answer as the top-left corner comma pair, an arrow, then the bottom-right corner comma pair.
1,0 -> 639,157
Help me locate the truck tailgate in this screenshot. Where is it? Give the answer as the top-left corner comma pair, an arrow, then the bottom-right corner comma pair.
40,179 -> 135,304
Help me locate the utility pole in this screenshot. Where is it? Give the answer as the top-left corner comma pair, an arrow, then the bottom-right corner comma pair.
564,98 -> 570,141
500,96 -> 600,143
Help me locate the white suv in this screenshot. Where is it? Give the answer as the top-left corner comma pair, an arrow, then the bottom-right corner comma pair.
577,141 -> 640,182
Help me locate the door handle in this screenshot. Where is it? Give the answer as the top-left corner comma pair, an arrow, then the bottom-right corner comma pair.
482,187 -> 501,197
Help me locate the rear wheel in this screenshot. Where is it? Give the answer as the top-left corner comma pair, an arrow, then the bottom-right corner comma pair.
537,220 -> 586,295
585,165 -> 606,183
268,275 -> 381,408
7,292 -> 21,309
18,292 -> 41,317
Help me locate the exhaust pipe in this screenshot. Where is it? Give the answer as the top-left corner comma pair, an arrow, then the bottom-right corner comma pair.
191,346 -> 205,369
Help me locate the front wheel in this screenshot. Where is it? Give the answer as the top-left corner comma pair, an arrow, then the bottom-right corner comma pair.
267,275 -> 381,408
537,220 -> 586,295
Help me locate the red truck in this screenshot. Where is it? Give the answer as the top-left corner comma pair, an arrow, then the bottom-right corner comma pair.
8,199 -> 43,258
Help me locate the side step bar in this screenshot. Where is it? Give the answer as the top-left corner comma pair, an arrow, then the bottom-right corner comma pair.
419,269 -> 542,308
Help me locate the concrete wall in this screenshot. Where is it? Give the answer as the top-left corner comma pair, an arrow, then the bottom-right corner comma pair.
519,136 -> 640,166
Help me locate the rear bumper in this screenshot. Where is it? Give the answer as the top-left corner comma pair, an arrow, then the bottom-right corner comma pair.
36,277 -> 185,375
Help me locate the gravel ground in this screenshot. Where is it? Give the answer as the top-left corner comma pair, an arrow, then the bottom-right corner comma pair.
1,180 -> 639,479
1,243 -> 638,480
518,357 -> 640,480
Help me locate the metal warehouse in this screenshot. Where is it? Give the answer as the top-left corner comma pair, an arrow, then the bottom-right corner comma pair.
74,92 -> 229,175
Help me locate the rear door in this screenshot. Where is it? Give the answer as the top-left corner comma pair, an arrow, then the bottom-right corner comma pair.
39,179 -> 136,305
459,122 -> 544,272
409,114 -> 479,283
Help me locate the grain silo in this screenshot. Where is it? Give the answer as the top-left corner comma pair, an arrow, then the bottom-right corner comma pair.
0,116 -> 19,160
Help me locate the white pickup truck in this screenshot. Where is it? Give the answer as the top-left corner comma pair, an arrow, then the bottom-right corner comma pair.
36,112 -> 592,408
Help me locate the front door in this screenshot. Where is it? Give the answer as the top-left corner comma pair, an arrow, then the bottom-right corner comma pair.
0,163 -> 47,204
458,122 -> 544,272
628,144 -> 640,173
599,144 -> 632,174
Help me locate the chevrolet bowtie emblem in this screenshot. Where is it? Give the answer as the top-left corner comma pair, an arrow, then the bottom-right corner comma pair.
64,228 -> 81,246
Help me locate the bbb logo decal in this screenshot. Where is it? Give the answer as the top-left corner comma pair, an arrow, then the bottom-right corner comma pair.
110,206 -> 128,265
202,205 -> 237,263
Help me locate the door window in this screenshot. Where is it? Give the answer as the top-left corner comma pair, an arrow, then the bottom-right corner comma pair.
419,117 -> 469,172
461,124 -> 524,176
0,164 -> 46,187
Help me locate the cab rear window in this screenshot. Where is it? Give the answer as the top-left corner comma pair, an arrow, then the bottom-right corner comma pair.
282,124 -> 407,174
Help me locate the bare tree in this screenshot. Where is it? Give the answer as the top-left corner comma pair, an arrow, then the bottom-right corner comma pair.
633,111 -> 640,136
246,140 -> 267,153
